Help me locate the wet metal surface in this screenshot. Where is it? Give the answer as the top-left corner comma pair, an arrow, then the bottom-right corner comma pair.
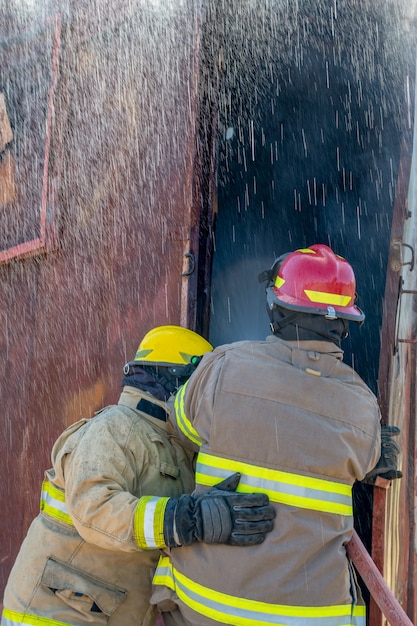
0,0 -> 206,596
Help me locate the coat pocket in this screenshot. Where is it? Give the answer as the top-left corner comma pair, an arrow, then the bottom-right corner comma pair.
147,431 -> 181,479
41,557 -> 127,618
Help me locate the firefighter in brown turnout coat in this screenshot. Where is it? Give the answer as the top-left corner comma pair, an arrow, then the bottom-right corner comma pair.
151,245 -> 402,626
1,325 -> 275,626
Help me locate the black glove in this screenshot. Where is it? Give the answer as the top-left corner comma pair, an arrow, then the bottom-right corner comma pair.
362,424 -> 403,485
163,472 -> 275,548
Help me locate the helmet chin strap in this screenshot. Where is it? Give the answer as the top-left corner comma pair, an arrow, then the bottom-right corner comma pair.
269,310 -> 301,334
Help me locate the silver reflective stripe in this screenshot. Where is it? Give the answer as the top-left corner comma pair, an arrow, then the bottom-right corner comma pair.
196,453 -> 353,516
142,497 -> 159,548
153,558 -> 366,626
40,480 -> 74,525
134,495 -> 168,550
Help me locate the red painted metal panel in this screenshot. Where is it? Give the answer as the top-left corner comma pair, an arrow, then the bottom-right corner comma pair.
0,0 -> 207,600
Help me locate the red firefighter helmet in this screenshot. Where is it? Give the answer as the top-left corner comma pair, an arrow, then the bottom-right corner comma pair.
265,244 -> 364,322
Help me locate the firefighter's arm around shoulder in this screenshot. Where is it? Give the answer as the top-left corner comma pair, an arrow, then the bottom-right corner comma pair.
137,471 -> 275,549
157,349 -> 277,548
56,409 -> 274,553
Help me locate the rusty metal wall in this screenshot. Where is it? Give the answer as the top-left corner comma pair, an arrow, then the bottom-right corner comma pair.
0,0 -> 207,597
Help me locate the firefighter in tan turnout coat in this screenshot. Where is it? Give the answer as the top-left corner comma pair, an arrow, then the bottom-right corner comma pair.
151,245 -> 402,626
1,325 -> 275,626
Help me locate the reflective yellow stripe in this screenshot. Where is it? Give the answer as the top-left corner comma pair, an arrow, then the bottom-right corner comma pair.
298,248 -> 316,254
39,482 -> 169,549
153,557 -> 366,626
196,453 -> 353,516
40,480 -> 74,526
304,290 -> 352,307
134,495 -> 169,549
174,382 -> 203,446
1,608 -> 71,625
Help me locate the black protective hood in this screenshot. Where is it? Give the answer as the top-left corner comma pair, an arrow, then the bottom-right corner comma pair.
269,306 -> 349,347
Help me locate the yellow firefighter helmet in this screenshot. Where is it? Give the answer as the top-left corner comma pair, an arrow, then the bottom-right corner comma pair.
132,325 -> 213,367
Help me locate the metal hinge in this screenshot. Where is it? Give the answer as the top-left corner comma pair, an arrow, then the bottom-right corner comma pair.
389,239 -> 414,273
182,252 -> 195,276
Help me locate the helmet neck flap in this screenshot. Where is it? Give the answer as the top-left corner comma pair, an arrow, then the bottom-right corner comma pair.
122,366 -> 172,401
122,357 -> 204,401
269,305 -> 349,347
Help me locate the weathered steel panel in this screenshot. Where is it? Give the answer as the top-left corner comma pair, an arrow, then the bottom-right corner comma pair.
0,0 -> 206,598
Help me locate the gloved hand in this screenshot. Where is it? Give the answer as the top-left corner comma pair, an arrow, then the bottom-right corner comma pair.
163,472 -> 275,548
362,424 -> 403,485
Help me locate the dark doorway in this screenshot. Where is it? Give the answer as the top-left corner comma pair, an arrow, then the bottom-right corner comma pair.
208,0 -> 415,396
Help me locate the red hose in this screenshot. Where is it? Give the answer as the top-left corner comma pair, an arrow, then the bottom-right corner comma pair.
346,529 -> 414,626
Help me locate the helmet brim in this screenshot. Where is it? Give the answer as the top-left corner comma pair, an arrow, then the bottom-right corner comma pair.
267,287 -> 365,323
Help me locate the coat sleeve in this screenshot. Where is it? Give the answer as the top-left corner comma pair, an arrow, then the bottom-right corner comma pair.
171,348 -> 226,450
61,408 -> 170,552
